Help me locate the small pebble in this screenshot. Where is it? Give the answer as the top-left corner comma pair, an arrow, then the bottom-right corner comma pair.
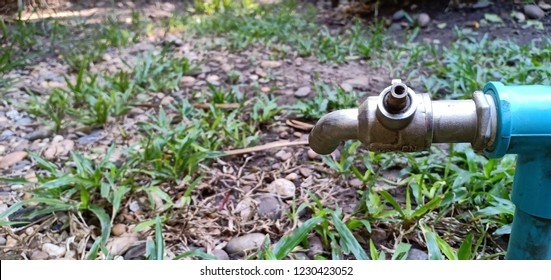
64,250 -> 77,259
267,178 -> 296,198
370,228 -> 387,243
52,135 -> 64,142
348,178 -> 363,187
213,249 -> 230,260
389,22 -> 402,32
0,236 -> 6,245
0,130 -> 14,141
124,243 -> 146,260
307,149 -> 319,160
285,173 -> 298,181
472,1 -> 492,9
225,233 -> 267,255
294,86 -> 311,98
308,236 -> 324,258
42,243 -> 66,257
180,76 -> 196,87
407,248 -> 429,260
256,194 -> 282,220
234,198 -> 255,221
417,13 -> 430,27
112,224 -> 127,236
30,250 -> 49,260
0,151 -> 27,169
129,200 -> 141,212
513,11 -> 526,22
25,129 -> 53,141
275,150 -> 293,161
392,9 -> 406,21
524,4 -> 545,19
299,167 -> 312,177
260,60 -> 282,68
25,226 -> 35,236
295,252 -> 310,260
540,1 -> 551,11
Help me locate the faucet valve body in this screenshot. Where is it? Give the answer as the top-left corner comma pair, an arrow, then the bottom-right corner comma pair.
358,79 -> 496,153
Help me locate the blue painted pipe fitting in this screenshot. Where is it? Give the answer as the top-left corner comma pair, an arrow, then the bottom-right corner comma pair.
483,82 -> 551,259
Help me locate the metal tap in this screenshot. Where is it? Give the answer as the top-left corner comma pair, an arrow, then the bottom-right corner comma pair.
309,79 -> 551,260
309,79 -> 497,155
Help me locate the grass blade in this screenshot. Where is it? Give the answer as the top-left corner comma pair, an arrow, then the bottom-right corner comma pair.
380,191 -> 405,218
391,242 -> 411,260
457,233 -> 473,260
155,215 -> 164,260
0,198 -> 74,219
421,224 -> 444,260
331,212 -> 369,260
88,205 -> 111,246
87,238 -> 101,260
273,215 -> 324,259
174,249 -> 217,260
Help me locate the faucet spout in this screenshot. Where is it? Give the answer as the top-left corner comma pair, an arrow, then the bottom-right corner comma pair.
308,109 -> 359,155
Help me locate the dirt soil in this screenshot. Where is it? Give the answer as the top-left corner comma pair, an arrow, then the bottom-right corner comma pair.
1,0 -> 548,260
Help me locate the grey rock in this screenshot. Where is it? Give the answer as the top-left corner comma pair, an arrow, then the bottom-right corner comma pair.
392,10 -> 406,21
406,248 -> 429,260
513,11 -> 526,22
472,1 -> 492,9
78,130 -> 103,145
0,130 -> 14,141
0,236 -> 6,245
295,252 -> 310,260
12,160 -> 31,172
267,178 -> 296,198
307,149 -> 319,160
389,22 -> 402,31
540,2 -> 551,11
30,250 -> 49,260
15,117 -> 32,126
348,178 -> 363,187
308,236 -> 324,258
342,76 -> 370,90
25,129 -> 53,141
42,243 -> 66,258
275,149 -> 293,161
225,233 -> 267,255
212,249 -> 230,260
6,110 -> 21,121
165,34 -> 183,46
524,4 -> 545,19
256,194 -> 282,220
417,13 -> 431,27
294,86 -> 311,98
370,228 -> 387,243
124,243 -> 146,260
299,167 -> 312,177
129,200 -> 141,212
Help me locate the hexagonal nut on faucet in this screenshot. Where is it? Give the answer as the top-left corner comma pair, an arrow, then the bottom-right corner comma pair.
472,91 -> 497,151
376,79 -> 418,130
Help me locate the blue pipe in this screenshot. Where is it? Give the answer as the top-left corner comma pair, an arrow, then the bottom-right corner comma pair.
483,82 -> 551,259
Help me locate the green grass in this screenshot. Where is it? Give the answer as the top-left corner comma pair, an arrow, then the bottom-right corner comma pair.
1,0 -> 550,260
